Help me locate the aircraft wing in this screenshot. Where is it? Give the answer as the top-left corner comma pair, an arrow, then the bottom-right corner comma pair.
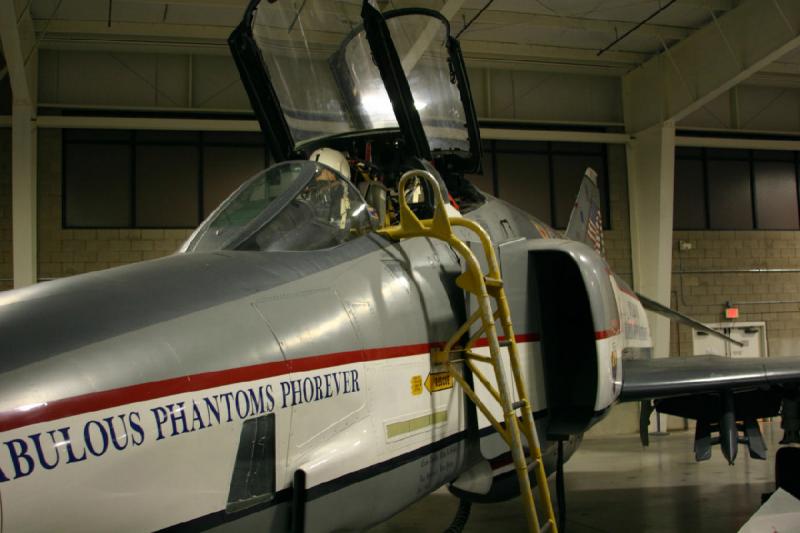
620,355 -> 800,401
618,355 -> 800,464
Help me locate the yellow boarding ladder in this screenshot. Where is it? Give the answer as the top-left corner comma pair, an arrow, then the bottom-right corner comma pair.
378,170 -> 558,533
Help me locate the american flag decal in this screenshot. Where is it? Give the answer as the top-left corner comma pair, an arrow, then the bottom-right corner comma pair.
587,205 -> 604,255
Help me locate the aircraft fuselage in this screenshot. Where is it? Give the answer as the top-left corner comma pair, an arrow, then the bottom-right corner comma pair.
0,195 -> 648,532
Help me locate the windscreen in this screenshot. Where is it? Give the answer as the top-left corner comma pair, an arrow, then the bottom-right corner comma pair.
386,14 -> 470,153
184,161 -> 373,253
185,161 -> 310,252
239,166 -> 373,252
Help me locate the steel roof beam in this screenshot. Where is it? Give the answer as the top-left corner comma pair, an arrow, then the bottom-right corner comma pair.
36,19 -> 648,66
455,9 -> 692,41
0,0 -> 36,104
623,0 -> 800,133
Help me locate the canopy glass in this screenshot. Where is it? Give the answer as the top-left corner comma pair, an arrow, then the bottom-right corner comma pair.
184,160 -> 373,253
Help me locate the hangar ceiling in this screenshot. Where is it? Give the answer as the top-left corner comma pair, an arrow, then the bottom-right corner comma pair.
2,0 -> 800,132
27,0 -> 739,74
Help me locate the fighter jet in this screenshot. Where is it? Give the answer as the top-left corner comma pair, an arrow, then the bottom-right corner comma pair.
1,1 -> 800,532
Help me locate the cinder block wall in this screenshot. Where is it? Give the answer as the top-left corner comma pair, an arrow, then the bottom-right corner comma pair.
36,130 -> 193,281
670,231 -> 800,358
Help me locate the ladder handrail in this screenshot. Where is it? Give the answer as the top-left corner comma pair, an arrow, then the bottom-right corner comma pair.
378,170 -> 558,533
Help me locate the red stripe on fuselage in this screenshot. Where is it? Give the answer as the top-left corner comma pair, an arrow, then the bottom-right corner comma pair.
0,335 -> 540,433
594,328 -> 619,340
595,319 -> 621,340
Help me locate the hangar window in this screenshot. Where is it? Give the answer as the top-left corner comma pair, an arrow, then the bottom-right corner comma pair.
465,139 -> 610,229
64,141 -> 132,227
674,147 -> 800,230
63,130 -> 270,228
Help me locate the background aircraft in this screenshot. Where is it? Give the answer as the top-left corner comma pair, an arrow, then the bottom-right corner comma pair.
1,1 -> 800,531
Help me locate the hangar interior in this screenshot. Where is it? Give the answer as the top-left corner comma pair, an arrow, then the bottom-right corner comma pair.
1,0 -> 800,528
3,0 -> 800,435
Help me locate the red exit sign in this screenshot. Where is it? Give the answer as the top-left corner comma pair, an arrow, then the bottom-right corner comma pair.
725,307 -> 739,319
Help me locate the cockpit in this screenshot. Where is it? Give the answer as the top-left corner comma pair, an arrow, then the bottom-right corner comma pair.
183,0 -> 488,254
185,161 -> 373,253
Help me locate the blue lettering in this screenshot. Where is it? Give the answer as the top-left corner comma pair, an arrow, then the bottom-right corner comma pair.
191,401 -> 207,431
129,412 -> 145,446
248,387 -> 265,415
332,373 -> 341,394
103,415 -> 129,451
351,370 -> 360,392
220,392 -> 235,422
280,381 -> 291,409
84,420 -> 109,457
30,431 -> 60,470
313,376 -> 323,401
6,439 -> 34,478
265,384 -> 275,412
57,427 -> 87,463
150,406 -> 169,440
291,379 -> 302,406
204,396 -> 221,425
302,378 -> 314,403
169,402 -> 191,436
235,390 -> 250,419
324,374 -> 332,398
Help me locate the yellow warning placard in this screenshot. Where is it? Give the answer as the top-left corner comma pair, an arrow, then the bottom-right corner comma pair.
411,375 -> 423,396
425,372 -> 454,393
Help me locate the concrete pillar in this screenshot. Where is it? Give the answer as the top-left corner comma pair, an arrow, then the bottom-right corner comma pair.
1,1 -> 39,289
11,103 -> 37,288
626,121 -> 675,431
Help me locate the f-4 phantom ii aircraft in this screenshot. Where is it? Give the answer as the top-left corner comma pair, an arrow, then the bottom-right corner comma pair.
2,1 -> 800,532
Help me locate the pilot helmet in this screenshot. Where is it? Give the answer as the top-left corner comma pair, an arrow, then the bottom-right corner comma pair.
309,147 -> 351,181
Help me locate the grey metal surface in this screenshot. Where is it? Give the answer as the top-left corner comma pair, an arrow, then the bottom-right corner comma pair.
0,197 -> 522,414
0,238 -> 384,372
620,355 -> 800,401
304,440 -> 470,532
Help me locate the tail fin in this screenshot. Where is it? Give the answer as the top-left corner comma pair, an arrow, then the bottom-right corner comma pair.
565,167 -> 604,256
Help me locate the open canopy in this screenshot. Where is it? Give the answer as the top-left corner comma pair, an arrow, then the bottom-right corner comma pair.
229,0 -> 481,172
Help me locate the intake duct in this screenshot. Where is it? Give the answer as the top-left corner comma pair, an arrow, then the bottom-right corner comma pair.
530,250 -> 599,438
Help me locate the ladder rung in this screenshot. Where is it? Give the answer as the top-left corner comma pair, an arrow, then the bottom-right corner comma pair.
511,400 -> 525,410
540,519 -> 554,533
484,276 -> 503,288
527,458 -> 540,470
499,339 -> 513,348
466,352 -> 492,364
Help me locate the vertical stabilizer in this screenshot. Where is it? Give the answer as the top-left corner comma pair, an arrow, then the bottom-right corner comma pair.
565,167 -> 604,256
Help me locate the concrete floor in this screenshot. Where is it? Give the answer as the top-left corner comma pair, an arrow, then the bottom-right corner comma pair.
370,421 -> 783,532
